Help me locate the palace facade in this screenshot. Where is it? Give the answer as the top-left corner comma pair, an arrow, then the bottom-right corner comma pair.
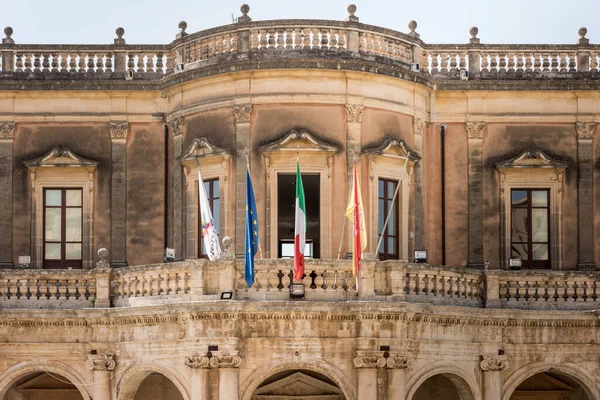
0,4 -> 599,400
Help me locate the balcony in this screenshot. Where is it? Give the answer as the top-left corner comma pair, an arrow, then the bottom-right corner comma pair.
0,259 -> 598,311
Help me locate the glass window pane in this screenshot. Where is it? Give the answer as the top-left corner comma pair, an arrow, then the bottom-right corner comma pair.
45,208 -> 62,241
387,181 -> 396,197
387,202 -> 396,234
280,242 -> 294,258
213,180 -> 220,198
65,243 -> 82,260
511,243 -> 528,260
378,199 -> 384,233
511,208 -> 528,243
45,190 -> 62,206
532,190 -> 548,207
532,243 -> 549,260
66,208 -> 82,241
378,179 -> 384,196
511,190 -> 528,207
45,243 -> 61,260
66,190 -> 82,206
388,237 -> 397,255
203,181 -> 210,194
212,200 -> 220,231
532,209 -> 548,242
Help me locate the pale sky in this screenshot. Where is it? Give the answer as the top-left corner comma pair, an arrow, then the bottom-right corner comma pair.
2,0 -> 599,45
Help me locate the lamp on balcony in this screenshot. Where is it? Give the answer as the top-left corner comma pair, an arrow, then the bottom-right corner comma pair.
18,255 -> 30,268
289,283 -> 305,299
414,250 -> 427,263
509,257 -> 522,270
220,291 -> 233,300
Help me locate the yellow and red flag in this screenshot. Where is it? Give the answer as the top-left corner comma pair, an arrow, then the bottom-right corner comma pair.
345,161 -> 367,276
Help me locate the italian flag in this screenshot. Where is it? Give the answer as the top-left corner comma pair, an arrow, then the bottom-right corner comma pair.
293,162 -> 306,281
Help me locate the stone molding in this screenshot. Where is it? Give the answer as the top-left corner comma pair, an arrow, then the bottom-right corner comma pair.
210,352 -> 242,368
480,355 -> 509,371
169,116 -> 185,137
0,122 -> 15,140
233,105 -> 252,124
386,354 -> 410,369
576,122 -> 595,140
494,148 -> 570,172
185,353 -> 211,369
414,117 -> 427,136
346,105 -> 364,123
24,147 -> 99,169
86,354 -> 116,371
108,121 -> 129,140
353,351 -> 386,368
466,121 -> 485,139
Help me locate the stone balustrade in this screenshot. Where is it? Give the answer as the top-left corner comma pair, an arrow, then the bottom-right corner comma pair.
0,260 -> 599,310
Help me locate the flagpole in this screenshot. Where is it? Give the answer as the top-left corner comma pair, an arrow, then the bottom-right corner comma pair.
336,154 -> 356,260
245,148 -> 263,259
375,155 -> 410,255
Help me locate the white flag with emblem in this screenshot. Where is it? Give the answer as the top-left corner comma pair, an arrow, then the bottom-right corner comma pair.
198,166 -> 221,260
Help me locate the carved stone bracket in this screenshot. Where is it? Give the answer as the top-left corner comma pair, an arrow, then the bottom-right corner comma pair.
86,354 -> 116,371
346,105 -> 364,123
353,351 -> 386,368
386,354 -> 410,369
185,353 -> 211,369
466,121 -> 485,139
108,121 -> 129,140
233,105 -> 253,124
414,117 -> 427,136
209,353 -> 242,368
480,355 -> 509,372
0,122 -> 16,140
169,116 -> 185,137
576,121 -> 595,140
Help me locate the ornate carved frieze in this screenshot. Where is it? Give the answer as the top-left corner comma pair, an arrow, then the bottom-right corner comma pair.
0,122 -> 16,140
233,105 -> 253,124
209,353 -> 242,368
576,122 -> 595,140
346,105 -> 364,123
108,121 -> 129,140
185,353 -> 211,369
353,351 -> 386,368
480,355 -> 509,371
466,121 -> 485,139
414,117 -> 427,136
86,354 -> 116,371
386,354 -> 410,369
169,116 -> 185,137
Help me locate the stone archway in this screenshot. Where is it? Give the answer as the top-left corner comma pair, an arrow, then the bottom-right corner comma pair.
251,369 -> 345,400
410,373 -> 476,400
2,372 -> 85,400
116,364 -> 189,400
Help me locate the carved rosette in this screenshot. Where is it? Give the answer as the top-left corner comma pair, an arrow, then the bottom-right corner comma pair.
466,121 -> 485,139
414,117 -> 427,136
86,354 -> 116,371
108,121 -> 129,140
185,354 -> 211,369
480,356 -> 509,372
346,105 -> 364,123
169,117 -> 185,137
233,105 -> 253,124
209,353 -> 242,368
576,122 -> 595,140
0,122 -> 16,140
353,352 -> 386,368
386,354 -> 410,369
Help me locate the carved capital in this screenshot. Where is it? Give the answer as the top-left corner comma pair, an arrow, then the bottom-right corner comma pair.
169,117 -> 185,137
576,122 -> 595,140
353,351 -> 386,369
0,122 -> 16,140
480,356 -> 509,372
108,121 -> 129,140
209,353 -> 242,368
86,354 -> 116,371
185,354 -> 211,369
414,117 -> 427,136
466,121 -> 485,139
346,105 -> 364,123
233,105 -> 252,124
386,354 -> 410,369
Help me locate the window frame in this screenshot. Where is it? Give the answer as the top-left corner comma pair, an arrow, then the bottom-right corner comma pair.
378,178 -> 400,260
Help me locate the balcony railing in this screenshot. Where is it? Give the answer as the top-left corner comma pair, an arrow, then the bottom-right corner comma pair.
1,259 -> 599,311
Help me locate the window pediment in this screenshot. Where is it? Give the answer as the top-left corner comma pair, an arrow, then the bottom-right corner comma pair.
253,372 -> 343,397
363,138 -> 420,162
179,137 -> 231,171
494,149 -> 569,173
24,148 -> 98,171
259,129 -> 339,155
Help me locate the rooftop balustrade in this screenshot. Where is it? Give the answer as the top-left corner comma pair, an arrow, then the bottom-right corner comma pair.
1,5 -> 599,84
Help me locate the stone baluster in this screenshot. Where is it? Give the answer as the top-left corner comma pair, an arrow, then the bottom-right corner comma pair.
78,53 -> 86,72
68,53 -> 77,72
86,354 -> 116,400
51,54 -> 60,72
354,351 -> 386,399
480,355 -> 508,400
576,122 -> 595,269
550,53 -> 559,71
87,54 -> 95,72
14,52 -> 23,72
41,53 -> 50,72
0,122 -> 16,268
506,52 -> 515,71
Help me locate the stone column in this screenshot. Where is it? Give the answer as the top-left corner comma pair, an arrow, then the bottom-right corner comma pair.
185,354 -> 210,400
345,105 -> 364,256
233,106 -> 252,256
0,122 -> 15,268
386,354 -> 409,400
210,352 -> 242,400
85,354 -> 116,400
576,122 -> 595,269
170,117 -> 185,259
480,355 -> 508,400
466,122 -> 486,268
109,122 -> 129,267
353,351 -> 386,399
413,118 -> 427,252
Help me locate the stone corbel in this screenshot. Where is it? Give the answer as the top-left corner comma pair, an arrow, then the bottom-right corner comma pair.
233,105 -> 252,124
86,354 -> 116,371
185,353 -> 211,369
209,352 -> 242,368
0,121 -> 16,140
368,156 -> 375,180
353,351 -> 386,368
466,121 -> 485,139
108,121 -> 129,140
223,154 -> 231,182
169,116 -> 185,137
576,121 -> 595,140
327,155 -> 333,178
386,354 -> 410,369
346,105 -> 364,123
480,355 -> 509,372
264,155 -> 271,181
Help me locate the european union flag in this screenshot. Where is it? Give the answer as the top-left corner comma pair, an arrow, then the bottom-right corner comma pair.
245,169 -> 259,286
